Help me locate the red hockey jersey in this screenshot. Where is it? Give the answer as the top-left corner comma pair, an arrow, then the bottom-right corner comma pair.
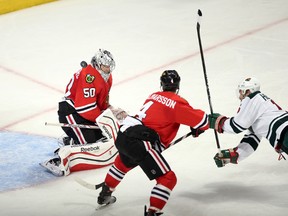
64,65 -> 112,122
136,91 -> 209,146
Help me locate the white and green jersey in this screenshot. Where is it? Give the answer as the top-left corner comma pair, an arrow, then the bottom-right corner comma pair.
222,91 -> 288,161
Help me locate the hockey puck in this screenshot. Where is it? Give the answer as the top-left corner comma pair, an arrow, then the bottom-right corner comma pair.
80,61 -> 88,68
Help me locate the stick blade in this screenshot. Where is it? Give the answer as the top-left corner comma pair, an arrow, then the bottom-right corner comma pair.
74,177 -> 101,190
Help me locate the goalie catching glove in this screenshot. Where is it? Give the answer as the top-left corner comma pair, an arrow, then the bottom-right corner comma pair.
208,113 -> 228,133
214,148 -> 239,168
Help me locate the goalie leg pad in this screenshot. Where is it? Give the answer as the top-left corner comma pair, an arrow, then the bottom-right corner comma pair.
58,141 -> 118,173
56,146 -> 71,175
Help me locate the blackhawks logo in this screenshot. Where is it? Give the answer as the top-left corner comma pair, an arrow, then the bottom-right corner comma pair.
86,74 -> 95,83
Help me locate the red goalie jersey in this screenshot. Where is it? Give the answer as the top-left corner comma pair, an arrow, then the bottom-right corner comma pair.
64,64 -> 112,122
136,91 -> 209,147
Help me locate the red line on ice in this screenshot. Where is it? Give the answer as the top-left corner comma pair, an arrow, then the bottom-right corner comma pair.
1,17 -> 287,130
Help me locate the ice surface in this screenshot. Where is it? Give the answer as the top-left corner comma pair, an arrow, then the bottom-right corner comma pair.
0,0 -> 287,215
0,132 -> 58,192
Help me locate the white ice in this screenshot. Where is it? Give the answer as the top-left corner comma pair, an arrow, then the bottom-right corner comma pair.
0,0 -> 288,215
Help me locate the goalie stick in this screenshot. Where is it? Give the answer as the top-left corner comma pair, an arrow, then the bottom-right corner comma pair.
45,108 -> 120,131
196,9 -> 221,154
45,122 -> 99,129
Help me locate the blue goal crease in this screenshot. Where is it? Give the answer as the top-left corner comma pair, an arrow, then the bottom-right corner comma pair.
0,131 -> 59,192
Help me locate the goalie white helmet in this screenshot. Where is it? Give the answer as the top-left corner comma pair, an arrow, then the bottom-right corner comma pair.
91,49 -> 115,81
237,77 -> 261,100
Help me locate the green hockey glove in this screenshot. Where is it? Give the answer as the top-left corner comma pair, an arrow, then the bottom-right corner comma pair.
214,148 -> 239,168
208,113 -> 228,133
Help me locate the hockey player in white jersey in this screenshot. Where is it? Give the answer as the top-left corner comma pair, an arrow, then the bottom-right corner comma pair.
209,77 -> 288,167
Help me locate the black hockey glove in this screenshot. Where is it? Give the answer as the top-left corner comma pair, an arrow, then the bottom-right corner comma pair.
190,127 -> 205,137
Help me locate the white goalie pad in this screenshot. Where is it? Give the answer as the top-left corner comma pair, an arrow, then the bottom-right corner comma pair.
57,139 -> 118,175
96,109 -> 120,142
45,109 -> 121,176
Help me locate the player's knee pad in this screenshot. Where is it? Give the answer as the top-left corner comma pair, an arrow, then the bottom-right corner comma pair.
156,171 -> 177,190
139,150 -> 171,180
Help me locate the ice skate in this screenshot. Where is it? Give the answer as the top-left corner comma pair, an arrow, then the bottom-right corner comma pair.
39,157 -> 64,177
144,205 -> 163,216
96,184 -> 116,210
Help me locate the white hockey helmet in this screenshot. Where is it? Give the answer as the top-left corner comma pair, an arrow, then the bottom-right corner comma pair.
237,77 -> 260,98
91,49 -> 115,72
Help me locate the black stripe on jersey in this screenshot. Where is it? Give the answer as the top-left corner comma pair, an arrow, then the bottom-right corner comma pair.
230,117 -> 246,133
197,114 -> 209,129
241,133 -> 260,150
66,98 -> 75,105
75,102 -> 97,113
266,113 -> 288,146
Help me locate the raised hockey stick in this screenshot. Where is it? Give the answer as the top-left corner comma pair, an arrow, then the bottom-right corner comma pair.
45,122 -> 99,129
196,9 -> 221,153
75,132 -> 193,190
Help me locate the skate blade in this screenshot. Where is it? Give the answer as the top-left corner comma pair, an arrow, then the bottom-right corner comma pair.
96,196 -> 116,210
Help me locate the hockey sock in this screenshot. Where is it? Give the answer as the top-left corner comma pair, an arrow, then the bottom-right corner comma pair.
149,171 -> 177,210
104,155 -> 132,188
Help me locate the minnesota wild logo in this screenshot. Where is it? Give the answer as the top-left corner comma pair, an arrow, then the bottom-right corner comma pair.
86,74 -> 95,83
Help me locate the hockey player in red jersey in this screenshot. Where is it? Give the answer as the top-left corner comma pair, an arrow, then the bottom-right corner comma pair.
40,49 -> 125,176
96,70 -> 210,215
58,49 -> 115,144
209,77 -> 288,167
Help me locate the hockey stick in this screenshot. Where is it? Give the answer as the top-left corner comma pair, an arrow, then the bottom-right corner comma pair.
74,132 -> 193,190
169,131 -> 193,147
74,177 -> 104,190
45,122 -> 99,129
196,9 -> 221,154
